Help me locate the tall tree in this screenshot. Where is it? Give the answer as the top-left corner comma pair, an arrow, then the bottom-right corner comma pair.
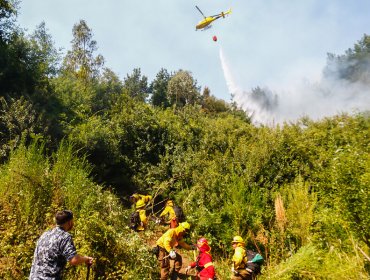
62,20 -> 104,82
324,34 -> 370,83
0,0 -> 17,42
94,67 -> 123,112
150,68 -> 170,108
123,68 -> 149,102
201,86 -> 230,114
0,0 -> 35,97
0,96 -> 44,161
167,69 -> 200,107
29,21 -> 61,78
0,25 -> 53,98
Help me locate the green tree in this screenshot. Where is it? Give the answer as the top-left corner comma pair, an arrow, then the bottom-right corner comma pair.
0,0 -> 17,42
150,68 -> 170,108
55,20 -> 106,121
0,12 -> 58,100
123,68 -> 149,102
167,69 -> 200,107
324,34 -> 370,83
29,21 -> 61,78
62,20 -> 104,82
201,86 -> 230,113
331,146 -> 370,247
0,14 -> 66,145
0,96 -> 44,161
0,32 -> 39,97
94,67 -> 124,112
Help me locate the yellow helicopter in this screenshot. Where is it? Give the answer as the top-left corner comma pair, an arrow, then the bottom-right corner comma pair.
195,6 -> 232,31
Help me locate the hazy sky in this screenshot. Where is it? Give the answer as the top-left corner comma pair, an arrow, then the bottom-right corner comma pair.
18,1 -> 370,123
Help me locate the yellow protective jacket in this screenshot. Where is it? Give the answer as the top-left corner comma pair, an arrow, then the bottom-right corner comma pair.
156,226 -> 191,252
232,245 -> 247,269
136,209 -> 148,231
136,194 -> 152,205
159,205 -> 176,222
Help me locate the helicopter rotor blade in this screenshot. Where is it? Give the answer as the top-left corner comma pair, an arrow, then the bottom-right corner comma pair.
195,6 -> 206,18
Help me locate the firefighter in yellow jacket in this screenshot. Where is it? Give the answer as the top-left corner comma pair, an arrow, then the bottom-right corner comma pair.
231,236 -> 252,280
135,200 -> 148,231
130,193 -> 152,208
159,200 -> 177,228
156,222 -> 195,280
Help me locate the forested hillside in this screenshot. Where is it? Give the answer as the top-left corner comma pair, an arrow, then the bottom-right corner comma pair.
0,1 -> 369,279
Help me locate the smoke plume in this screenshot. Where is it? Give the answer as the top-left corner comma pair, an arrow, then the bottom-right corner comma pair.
220,47 -> 370,125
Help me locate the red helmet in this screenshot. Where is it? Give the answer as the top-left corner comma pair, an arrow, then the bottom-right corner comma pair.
197,238 -> 210,252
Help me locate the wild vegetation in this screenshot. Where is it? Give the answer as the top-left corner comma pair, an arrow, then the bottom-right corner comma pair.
0,1 -> 369,279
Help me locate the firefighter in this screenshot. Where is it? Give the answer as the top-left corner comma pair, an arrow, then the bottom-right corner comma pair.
186,237 -> 216,280
130,193 -> 152,208
230,236 -> 252,280
134,199 -> 148,231
159,200 -> 177,228
156,222 -> 195,280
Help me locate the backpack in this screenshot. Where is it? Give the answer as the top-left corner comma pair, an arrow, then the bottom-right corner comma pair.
173,205 -> 186,222
129,211 -> 140,230
245,250 -> 264,275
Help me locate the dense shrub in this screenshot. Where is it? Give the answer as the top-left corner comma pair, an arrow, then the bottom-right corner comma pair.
0,140 -> 158,279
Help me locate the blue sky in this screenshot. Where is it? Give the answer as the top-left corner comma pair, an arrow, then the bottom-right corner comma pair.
18,1 -> 370,123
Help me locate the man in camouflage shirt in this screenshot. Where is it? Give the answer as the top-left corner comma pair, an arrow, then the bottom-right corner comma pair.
29,210 -> 93,280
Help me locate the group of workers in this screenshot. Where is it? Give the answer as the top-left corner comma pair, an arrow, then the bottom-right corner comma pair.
130,193 -> 181,230
28,193 -> 261,280
130,193 -> 262,280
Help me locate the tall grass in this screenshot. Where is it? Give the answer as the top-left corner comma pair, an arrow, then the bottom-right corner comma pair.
0,140 -> 158,279
262,243 -> 368,280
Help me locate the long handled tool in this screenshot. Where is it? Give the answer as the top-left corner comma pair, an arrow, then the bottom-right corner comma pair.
86,264 -> 91,280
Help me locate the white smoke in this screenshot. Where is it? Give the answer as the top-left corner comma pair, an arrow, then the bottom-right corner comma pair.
220,47 -> 370,125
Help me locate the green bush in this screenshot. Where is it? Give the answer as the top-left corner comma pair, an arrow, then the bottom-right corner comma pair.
0,140 -> 158,279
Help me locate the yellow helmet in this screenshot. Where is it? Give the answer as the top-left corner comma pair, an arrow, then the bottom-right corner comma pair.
136,200 -> 145,208
179,221 -> 190,230
166,200 -> 174,206
232,236 -> 245,244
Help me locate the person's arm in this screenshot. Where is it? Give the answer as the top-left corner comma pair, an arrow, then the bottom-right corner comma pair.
178,239 -> 192,250
69,254 -> 93,266
189,261 -> 196,268
159,206 -> 169,218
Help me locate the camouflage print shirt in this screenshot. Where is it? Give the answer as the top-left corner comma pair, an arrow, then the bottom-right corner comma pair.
29,226 -> 77,280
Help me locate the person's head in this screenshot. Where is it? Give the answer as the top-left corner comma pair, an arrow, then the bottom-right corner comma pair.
166,200 -> 174,207
197,237 -> 211,253
231,235 -> 245,248
130,193 -> 140,203
178,221 -> 190,235
55,210 -> 74,231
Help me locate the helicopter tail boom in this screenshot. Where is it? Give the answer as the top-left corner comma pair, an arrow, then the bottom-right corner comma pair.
224,8 -> 232,17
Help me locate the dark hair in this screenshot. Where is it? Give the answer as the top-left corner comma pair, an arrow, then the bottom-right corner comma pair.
55,210 -> 74,225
